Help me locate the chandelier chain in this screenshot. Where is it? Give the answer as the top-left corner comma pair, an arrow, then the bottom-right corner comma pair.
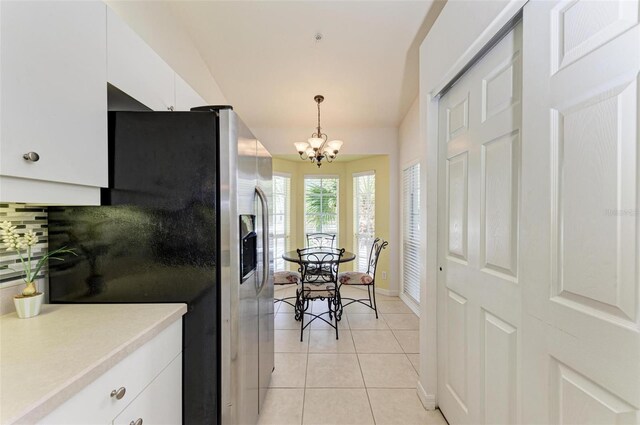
317,100 -> 321,135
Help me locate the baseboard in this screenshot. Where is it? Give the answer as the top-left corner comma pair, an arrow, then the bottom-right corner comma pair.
347,285 -> 398,297
417,381 -> 436,410
399,292 -> 421,316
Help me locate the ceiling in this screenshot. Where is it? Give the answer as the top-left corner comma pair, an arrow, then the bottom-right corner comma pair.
171,1 -> 438,129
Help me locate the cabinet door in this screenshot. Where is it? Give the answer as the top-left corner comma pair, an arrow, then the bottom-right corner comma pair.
113,354 -> 182,425
107,8 -> 175,111
174,74 -> 206,111
0,1 -> 107,188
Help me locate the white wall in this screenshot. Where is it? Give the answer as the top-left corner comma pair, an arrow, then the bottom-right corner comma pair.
105,1 -> 227,105
398,97 -> 420,167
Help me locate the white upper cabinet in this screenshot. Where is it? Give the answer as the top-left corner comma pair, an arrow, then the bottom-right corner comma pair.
0,1 -> 108,194
175,73 -> 207,111
107,8 -> 176,111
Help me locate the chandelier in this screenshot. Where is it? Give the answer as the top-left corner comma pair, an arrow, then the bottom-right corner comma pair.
294,95 -> 343,167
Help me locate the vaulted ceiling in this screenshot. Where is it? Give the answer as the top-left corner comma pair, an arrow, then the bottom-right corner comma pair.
171,1 -> 440,129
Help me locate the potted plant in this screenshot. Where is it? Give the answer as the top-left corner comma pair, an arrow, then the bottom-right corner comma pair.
0,221 -> 75,318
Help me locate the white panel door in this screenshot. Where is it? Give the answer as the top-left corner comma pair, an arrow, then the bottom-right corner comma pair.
437,23 -> 522,425
521,1 -> 640,423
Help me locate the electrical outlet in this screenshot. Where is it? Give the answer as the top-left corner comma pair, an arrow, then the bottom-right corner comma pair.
381,272 -> 387,280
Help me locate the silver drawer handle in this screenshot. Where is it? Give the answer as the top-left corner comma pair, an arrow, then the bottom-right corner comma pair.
110,387 -> 126,400
23,152 -> 40,162
130,418 -> 143,425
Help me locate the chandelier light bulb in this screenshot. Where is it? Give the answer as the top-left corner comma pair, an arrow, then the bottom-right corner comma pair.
294,141 -> 310,153
308,137 -> 324,150
327,140 -> 343,151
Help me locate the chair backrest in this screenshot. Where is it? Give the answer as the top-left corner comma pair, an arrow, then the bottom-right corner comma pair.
306,233 -> 336,249
297,247 -> 345,285
366,238 -> 389,277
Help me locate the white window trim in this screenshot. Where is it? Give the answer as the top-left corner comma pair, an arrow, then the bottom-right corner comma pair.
273,173 -> 291,271
352,170 -> 375,178
353,171 -> 376,272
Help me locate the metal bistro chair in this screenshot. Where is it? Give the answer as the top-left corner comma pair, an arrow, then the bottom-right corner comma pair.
306,233 -> 336,249
295,247 -> 345,341
338,238 -> 388,318
305,233 -> 337,277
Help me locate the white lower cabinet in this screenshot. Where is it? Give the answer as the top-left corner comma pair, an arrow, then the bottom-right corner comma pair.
112,354 -> 182,425
38,321 -> 182,425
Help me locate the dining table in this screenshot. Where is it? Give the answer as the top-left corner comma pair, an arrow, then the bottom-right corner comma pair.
282,249 -> 356,265
282,248 -> 356,322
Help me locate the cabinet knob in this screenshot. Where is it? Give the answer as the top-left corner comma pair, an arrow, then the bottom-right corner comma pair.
167,105 -> 175,111
22,152 -> 40,162
110,386 -> 126,400
130,418 -> 143,425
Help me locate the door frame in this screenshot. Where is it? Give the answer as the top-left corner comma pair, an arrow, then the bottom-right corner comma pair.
417,0 -> 528,410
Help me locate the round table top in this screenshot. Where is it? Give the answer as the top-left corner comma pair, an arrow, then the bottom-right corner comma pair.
282,249 -> 356,264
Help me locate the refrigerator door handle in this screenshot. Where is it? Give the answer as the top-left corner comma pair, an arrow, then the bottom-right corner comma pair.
255,186 -> 269,292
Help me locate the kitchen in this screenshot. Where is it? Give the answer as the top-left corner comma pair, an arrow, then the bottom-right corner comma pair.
2,1 -> 639,425
0,2 -> 273,424
1,1 -> 420,423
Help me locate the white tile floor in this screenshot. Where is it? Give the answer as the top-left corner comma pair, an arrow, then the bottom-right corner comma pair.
260,285 -> 448,425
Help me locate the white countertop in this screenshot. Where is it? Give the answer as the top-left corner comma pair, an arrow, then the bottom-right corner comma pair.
0,303 -> 187,425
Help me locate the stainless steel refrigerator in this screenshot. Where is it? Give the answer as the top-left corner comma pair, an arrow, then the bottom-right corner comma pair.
48,106 -> 274,425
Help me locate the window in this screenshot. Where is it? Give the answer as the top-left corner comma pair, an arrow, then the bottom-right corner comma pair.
304,176 -> 339,243
402,163 -> 420,303
273,174 -> 291,271
353,172 -> 375,271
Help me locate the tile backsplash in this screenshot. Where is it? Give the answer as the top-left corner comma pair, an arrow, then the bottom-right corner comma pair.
0,204 -> 48,314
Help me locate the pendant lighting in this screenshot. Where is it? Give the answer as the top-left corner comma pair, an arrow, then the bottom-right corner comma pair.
293,95 -> 343,167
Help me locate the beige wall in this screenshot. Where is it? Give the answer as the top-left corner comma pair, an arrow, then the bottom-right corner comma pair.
105,1 -> 227,105
273,156 -> 393,291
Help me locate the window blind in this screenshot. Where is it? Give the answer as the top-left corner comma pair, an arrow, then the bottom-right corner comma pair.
304,176 -> 339,244
353,171 -> 375,271
402,163 -> 421,303
273,174 -> 291,271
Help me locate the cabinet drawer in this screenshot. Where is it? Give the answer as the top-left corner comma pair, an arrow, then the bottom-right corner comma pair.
39,320 -> 182,425
113,353 -> 182,425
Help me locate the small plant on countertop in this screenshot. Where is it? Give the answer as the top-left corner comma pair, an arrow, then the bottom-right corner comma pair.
0,220 -> 76,297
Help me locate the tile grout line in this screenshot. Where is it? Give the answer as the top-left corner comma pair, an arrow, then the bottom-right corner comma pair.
272,295 -> 418,424
350,312 -> 378,425
388,325 -> 421,379
300,322 -> 310,425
